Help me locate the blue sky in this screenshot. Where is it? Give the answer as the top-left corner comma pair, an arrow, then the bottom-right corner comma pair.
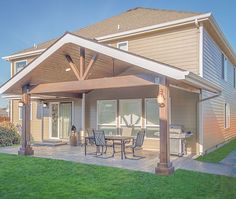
0,0 -> 235,107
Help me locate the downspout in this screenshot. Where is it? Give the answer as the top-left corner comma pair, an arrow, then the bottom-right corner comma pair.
197,90 -> 221,155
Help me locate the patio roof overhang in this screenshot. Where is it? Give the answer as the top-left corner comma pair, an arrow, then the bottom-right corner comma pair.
0,32 -> 221,96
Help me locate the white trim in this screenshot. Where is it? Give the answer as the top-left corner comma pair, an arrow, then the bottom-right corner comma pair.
2,49 -> 46,61
199,24 -> 204,77
198,91 -> 204,154
96,13 -> 212,42
14,60 -> 27,75
224,102 -> 230,129
117,41 -> 128,51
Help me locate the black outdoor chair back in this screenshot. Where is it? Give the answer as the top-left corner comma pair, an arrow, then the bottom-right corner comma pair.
93,130 -> 106,146
134,130 -> 145,147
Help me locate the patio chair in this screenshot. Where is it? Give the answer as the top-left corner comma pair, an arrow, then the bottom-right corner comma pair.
86,128 -> 95,145
124,130 -> 145,159
93,130 -> 115,157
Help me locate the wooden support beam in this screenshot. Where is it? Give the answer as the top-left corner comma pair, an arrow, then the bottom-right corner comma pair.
18,85 -> 34,155
155,79 -> 174,175
83,54 -> 98,80
65,55 -> 81,80
29,75 -> 155,95
80,48 -> 85,79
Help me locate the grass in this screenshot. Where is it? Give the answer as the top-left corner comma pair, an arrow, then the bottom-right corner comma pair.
0,154 -> 235,199
197,139 -> 236,163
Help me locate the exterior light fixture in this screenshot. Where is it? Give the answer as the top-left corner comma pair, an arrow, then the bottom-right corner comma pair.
65,68 -> 71,72
18,101 -> 24,107
43,103 -> 48,108
157,89 -> 165,108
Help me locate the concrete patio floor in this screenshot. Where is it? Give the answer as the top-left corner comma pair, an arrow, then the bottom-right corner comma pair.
0,144 -> 181,173
1,144 -> 235,177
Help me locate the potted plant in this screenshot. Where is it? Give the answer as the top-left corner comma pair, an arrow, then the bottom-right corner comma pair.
69,125 -> 78,146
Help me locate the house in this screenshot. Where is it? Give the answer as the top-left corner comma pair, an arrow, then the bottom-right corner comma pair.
0,7 -> 235,174
0,107 -> 9,117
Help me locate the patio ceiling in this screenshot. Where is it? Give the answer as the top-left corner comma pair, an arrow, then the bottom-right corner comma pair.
0,32 -> 221,96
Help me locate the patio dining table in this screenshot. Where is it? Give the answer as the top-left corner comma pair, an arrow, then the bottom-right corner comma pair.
84,135 -> 134,159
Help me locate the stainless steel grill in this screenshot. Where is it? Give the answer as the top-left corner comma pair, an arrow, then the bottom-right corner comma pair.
169,125 -> 192,156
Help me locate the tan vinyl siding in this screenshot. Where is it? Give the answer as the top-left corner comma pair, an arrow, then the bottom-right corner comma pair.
202,28 -> 236,151
85,86 -> 198,152
108,25 -> 199,74
12,100 -> 43,142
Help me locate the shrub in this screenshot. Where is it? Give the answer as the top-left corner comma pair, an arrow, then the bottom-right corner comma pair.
0,122 -> 21,147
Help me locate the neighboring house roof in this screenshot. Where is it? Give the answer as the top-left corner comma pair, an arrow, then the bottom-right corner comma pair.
0,32 -> 221,95
7,7 -> 201,57
0,108 -> 8,117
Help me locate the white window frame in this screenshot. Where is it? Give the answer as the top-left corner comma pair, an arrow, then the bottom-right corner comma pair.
222,53 -> 228,82
96,100 -> 117,128
19,103 -> 32,121
117,41 -> 128,51
224,103 -> 230,129
14,60 -> 27,74
119,99 -> 142,127
234,67 -> 236,88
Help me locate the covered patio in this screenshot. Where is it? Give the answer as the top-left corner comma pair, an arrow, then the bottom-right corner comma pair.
0,33 -> 220,175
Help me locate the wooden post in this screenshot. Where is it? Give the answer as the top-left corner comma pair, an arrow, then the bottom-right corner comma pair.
155,79 -> 174,175
80,48 -> 85,78
18,85 -> 34,155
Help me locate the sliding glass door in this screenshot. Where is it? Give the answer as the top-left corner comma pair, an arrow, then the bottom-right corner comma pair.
59,102 -> 72,139
50,102 -> 72,139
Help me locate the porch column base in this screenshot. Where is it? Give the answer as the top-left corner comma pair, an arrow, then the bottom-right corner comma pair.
155,163 -> 174,176
18,146 -> 34,156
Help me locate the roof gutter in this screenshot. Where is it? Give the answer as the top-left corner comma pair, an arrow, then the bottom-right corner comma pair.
96,13 -> 212,42
2,48 -> 46,61
184,72 -> 221,94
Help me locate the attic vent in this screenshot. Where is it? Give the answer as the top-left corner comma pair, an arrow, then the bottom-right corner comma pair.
117,24 -> 120,30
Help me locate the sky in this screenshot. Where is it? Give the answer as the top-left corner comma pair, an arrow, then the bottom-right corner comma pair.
0,0 -> 236,108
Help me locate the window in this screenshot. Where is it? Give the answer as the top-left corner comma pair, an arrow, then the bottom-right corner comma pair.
19,103 -> 33,120
224,103 -> 230,129
234,68 -> 236,88
119,99 -> 142,126
119,99 -> 142,136
97,100 -> 117,135
222,53 -> 228,81
15,60 -> 27,74
145,98 -> 159,138
117,41 -> 128,51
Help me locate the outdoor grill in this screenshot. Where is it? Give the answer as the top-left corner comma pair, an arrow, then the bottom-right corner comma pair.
169,125 -> 192,156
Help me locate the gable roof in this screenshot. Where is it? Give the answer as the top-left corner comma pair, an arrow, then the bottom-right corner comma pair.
8,7 -> 201,57
0,32 -> 221,95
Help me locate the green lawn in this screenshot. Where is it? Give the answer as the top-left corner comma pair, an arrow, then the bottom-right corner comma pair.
197,139 -> 236,163
0,154 -> 235,199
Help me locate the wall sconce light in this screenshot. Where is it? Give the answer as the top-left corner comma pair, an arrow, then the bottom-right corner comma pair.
18,101 -> 24,107
157,89 -> 165,108
43,103 -> 48,108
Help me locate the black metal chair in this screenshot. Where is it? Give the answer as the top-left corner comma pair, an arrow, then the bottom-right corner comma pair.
93,130 -> 115,157
124,130 -> 145,159
86,128 -> 95,145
